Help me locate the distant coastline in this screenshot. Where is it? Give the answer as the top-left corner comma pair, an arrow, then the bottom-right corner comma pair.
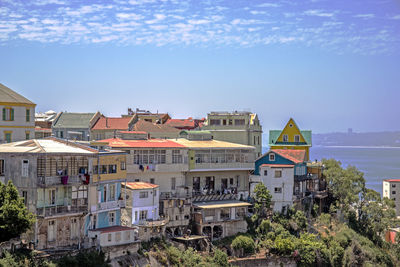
316,145 -> 400,149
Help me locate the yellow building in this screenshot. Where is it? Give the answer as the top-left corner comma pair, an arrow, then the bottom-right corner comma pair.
0,83 -> 36,143
269,118 -> 312,161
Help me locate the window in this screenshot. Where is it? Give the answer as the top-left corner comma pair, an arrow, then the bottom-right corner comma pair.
289,123 -> 293,127
140,210 -> 148,220
22,191 -> 28,206
103,185 -> 107,202
92,214 -> 97,229
93,165 -> 98,174
133,150 -> 166,164
222,119 -> 227,125
21,160 -> 29,177
204,209 -> 215,217
108,165 -> 117,173
264,170 -> 268,176
108,211 -> 115,225
25,132 -> 30,140
139,191 -> 148,198
392,191 -> 396,195
60,131 -> 63,138
228,119 -> 233,125
172,150 -> 182,164
150,178 -> 155,184
49,189 -> 56,205
135,211 -> 138,221
230,178 -> 234,185
171,177 -> 176,190
274,170 -> 282,178
254,136 -> 256,145
110,184 -> 116,200
0,159 -> 4,175
220,208 -> 230,220
392,184 -> 396,188
5,132 -> 11,143
26,109 -> 30,122
108,233 -> 112,242
101,165 -> 107,174
193,177 -> 200,192
269,153 -> 275,161
234,119 -> 245,126
294,135 -> 300,142
115,232 -> 121,242
120,161 -> 126,170
283,134 -> 288,142
274,187 -> 282,193
393,198 -> 396,201
48,220 -> 56,242
209,119 -> 221,126
2,108 -> 14,121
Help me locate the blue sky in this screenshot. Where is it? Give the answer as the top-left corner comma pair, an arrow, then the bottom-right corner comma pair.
0,0 -> 400,134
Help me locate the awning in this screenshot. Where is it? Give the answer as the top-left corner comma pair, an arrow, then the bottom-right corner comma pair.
193,200 -> 251,209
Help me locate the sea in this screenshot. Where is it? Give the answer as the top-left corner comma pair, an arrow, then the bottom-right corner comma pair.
263,146 -> 400,195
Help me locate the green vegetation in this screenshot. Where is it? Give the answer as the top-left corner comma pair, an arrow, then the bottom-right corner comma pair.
0,180 -> 35,242
231,235 -> 255,255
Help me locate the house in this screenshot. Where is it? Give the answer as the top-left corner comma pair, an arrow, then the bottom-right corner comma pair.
52,112 -> 100,141
123,182 -> 167,241
0,138 -> 98,249
86,150 -> 127,237
383,179 -> 400,216
165,117 -> 205,130
192,200 -> 250,241
269,118 -> 312,161
92,135 -> 256,239
201,111 -> 263,157
90,115 -> 138,141
88,225 -> 138,248
0,83 -> 36,143
126,108 -> 170,124
251,149 -> 307,212
35,110 -> 57,129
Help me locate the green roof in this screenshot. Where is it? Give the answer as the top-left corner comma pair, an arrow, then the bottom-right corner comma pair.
52,112 -> 95,129
269,130 -> 312,146
180,130 -> 212,135
0,83 -> 35,105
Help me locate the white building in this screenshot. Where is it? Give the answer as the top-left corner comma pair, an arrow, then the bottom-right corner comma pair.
0,83 -> 36,143
383,179 -> 400,216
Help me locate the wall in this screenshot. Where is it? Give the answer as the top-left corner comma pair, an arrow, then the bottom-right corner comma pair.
254,151 -> 294,175
127,171 -> 186,195
260,165 -> 294,212
0,104 -> 35,142
97,210 -> 121,229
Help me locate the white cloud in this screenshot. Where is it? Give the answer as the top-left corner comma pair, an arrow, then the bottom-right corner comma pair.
354,14 -> 375,19
250,10 -> 266,15
188,19 -> 210,25
33,0 -> 66,6
391,15 -> 400,20
145,14 -> 166,24
116,13 -> 143,20
257,3 -> 280,8
304,9 -> 335,17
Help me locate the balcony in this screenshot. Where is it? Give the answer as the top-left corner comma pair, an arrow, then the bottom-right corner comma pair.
127,163 -> 188,173
160,191 -> 192,200
191,162 -> 254,171
91,200 -> 125,212
192,193 -> 238,202
37,175 -> 89,187
136,216 -> 169,227
37,205 -> 88,217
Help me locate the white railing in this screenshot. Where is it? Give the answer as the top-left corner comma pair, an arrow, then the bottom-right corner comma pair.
37,175 -> 88,186
96,200 -> 125,211
193,162 -> 254,170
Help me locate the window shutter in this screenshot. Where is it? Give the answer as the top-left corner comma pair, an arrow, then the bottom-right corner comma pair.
10,109 -> 14,121
2,108 -> 5,121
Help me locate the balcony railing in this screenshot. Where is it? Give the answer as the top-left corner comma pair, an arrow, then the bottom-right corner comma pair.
192,193 -> 238,202
192,162 -> 254,171
160,191 -> 192,200
37,175 -> 89,186
136,216 -> 169,227
37,205 -> 88,217
91,200 -> 125,212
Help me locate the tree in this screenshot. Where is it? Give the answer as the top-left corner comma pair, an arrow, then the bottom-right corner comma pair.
253,183 -> 272,219
0,180 -> 35,242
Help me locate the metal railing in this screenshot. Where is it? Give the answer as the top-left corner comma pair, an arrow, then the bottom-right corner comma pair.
97,200 -> 125,211
37,205 -> 88,217
37,175 -> 89,186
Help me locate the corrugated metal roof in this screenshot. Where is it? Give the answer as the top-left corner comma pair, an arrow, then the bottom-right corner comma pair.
91,117 -> 131,130
0,83 -> 35,105
173,138 -> 255,149
272,149 -> 306,163
124,182 -> 159,190
52,112 -> 95,129
193,200 -> 251,209
0,138 -> 96,154
95,138 -> 186,148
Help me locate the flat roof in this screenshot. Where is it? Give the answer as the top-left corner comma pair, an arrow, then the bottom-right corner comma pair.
124,182 -> 159,190
172,138 -> 255,149
260,164 -> 294,168
193,200 -> 251,209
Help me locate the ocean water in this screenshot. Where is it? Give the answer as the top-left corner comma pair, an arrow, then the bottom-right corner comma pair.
311,146 -> 400,195
262,146 -> 400,195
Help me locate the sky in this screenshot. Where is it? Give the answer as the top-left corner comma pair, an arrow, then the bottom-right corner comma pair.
0,0 -> 399,135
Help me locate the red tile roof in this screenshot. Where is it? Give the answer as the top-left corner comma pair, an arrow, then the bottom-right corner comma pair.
165,119 -> 197,128
272,149 -> 306,164
384,179 -> 400,182
260,164 -> 294,168
92,117 -> 131,130
118,131 -> 147,134
125,182 -> 159,190
89,225 -> 136,233
96,138 -> 185,148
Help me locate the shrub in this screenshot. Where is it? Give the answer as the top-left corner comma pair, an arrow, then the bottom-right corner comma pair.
212,249 -> 229,267
272,235 -> 295,255
231,235 -> 255,255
